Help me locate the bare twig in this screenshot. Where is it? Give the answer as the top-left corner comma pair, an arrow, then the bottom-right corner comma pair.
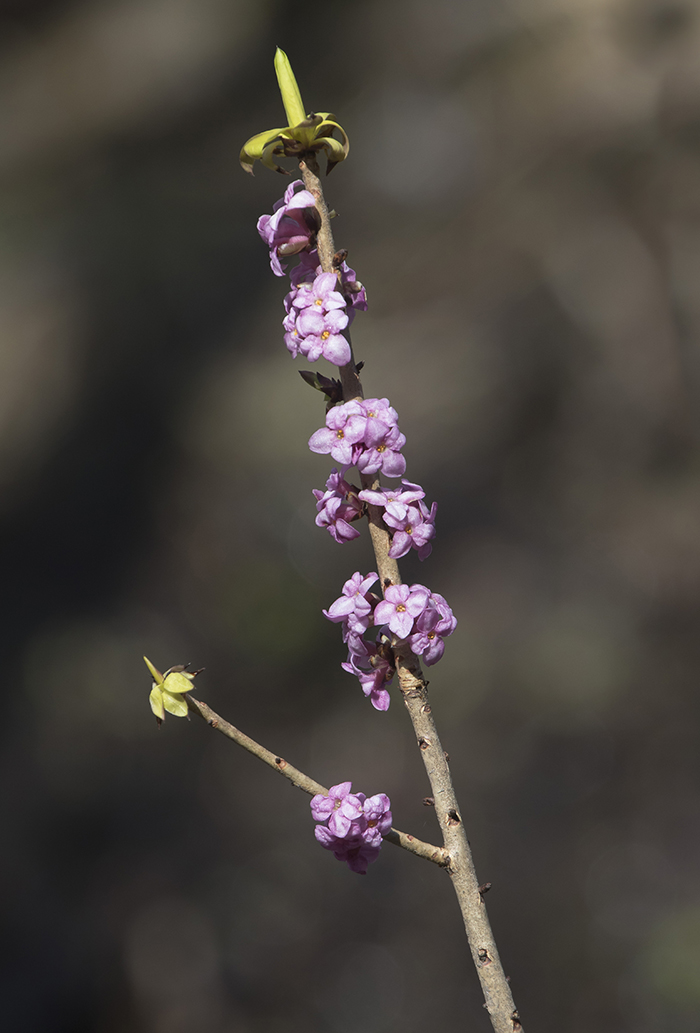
298,154 -> 522,1033
186,694 -> 449,868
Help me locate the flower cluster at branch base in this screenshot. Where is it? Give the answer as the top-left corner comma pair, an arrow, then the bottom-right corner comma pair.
257,180 -> 366,366
323,572 -> 456,710
310,781 -> 392,874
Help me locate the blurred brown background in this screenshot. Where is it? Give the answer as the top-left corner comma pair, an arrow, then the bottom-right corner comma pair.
2,0 -> 700,1030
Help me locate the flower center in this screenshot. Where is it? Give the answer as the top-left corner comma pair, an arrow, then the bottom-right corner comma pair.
336,430 -> 345,440
397,604 -> 406,613
321,330 -> 330,339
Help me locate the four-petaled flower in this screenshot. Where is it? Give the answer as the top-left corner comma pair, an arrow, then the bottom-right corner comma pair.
373,583 -> 430,640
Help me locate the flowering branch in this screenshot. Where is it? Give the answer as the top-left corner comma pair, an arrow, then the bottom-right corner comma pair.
294,156 -> 522,1033
146,48 -> 524,1033
185,693 -> 448,866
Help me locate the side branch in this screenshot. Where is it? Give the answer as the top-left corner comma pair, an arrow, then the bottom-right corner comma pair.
185,694 -> 449,868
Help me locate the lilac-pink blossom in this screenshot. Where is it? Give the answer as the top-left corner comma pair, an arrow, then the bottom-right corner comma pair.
408,590 -> 457,666
385,500 -> 437,561
296,306 -> 351,365
313,468 -> 363,543
292,271 -> 347,314
310,782 -> 392,874
308,400 -> 367,466
323,571 -> 379,635
373,583 -> 430,640
308,398 -> 406,476
341,637 -> 395,711
257,181 -> 319,277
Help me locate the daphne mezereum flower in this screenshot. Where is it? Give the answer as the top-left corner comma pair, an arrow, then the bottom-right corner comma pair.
385,499 -> 438,561
240,49 -> 349,176
144,656 -> 197,722
323,571 -> 379,636
408,590 -> 458,666
310,783 -> 392,873
373,583 -> 430,640
308,400 -> 367,466
308,398 -> 406,475
341,637 -> 395,711
313,467 -> 363,543
257,180 -> 320,276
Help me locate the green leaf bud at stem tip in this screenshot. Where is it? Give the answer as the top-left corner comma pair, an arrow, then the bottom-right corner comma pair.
274,48 -> 306,128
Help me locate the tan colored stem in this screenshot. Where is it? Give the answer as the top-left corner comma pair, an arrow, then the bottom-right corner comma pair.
299,155 -> 363,404
186,694 -> 449,868
297,166 -> 523,1033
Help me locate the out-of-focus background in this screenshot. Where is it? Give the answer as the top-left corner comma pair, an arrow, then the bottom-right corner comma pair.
3,0 -> 700,1030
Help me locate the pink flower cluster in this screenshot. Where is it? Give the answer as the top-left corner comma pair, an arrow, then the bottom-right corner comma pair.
323,572 -> 456,710
359,481 -> 437,560
283,271 -> 351,365
310,781 -> 392,874
309,397 -> 407,478
256,183 -> 456,872
257,181 -> 367,366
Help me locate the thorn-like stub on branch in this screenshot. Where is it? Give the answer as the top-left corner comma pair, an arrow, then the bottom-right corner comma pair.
479,882 -> 492,896
420,702 -> 432,714
275,757 -> 287,769
512,1010 -> 522,1031
446,809 -> 461,827
355,360 -> 364,372
423,796 -> 435,807
418,737 -> 431,751
209,718 -> 219,729
444,751 -> 450,762
478,948 -> 491,965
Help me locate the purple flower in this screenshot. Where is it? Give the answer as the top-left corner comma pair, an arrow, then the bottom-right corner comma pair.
282,309 -> 303,357
408,590 -> 457,666
310,782 -> 364,837
341,637 -> 395,711
363,793 -> 392,840
308,398 -> 406,476
296,306 -> 351,366
385,500 -> 437,561
292,271 -> 347,315
359,481 -> 436,560
323,571 -> 379,635
257,181 -> 320,277
373,583 -> 430,640
338,260 -> 368,316
358,480 -> 425,509
356,423 -> 406,478
310,782 -> 392,874
313,468 -> 363,543
308,400 -> 367,466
